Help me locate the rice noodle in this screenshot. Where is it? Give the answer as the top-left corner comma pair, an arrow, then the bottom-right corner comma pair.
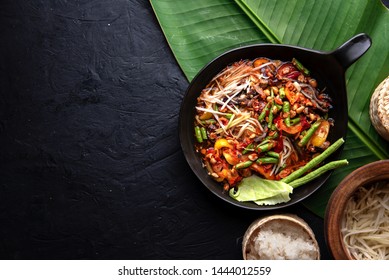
271,136 -> 295,175
341,181 -> 389,260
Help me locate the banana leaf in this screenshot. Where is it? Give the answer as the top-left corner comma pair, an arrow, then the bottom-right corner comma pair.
150,0 -> 389,217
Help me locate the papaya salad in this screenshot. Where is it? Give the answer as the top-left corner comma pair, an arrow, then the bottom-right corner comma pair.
194,57 -> 334,192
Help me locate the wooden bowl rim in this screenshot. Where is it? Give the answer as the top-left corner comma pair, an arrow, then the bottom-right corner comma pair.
324,160 -> 389,259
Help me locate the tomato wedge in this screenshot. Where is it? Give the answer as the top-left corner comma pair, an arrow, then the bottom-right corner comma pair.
285,87 -> 299,105
278,118 -> 303,134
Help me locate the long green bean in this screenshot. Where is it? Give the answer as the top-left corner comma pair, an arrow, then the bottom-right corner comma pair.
265,130 -> 279,140
200,127 -> 207,140
242,143 -> 254,154
289,159 -> 348,188
290,117 -> 300,126
195,126 -> 203,143
256,139 -> 270,147
279,87 -> 286,99
298,120 -> 321,147
258,102 -> 270,121
292,58 -> 310,75
235,160 -> 253,169
256,157 -> 278,164
281,137 -> 345,183
267,151 -> 280,159
283,101 -> 291,127
267,106 -> 274,129
256,140 -> 277,153
201,119 -> 216,125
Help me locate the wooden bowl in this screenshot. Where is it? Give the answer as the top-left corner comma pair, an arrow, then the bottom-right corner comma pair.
242,214 -> 320,260
324,160 -> 389,259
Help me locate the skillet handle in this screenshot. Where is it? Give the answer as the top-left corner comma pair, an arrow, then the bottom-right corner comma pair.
331,33 -> 372,69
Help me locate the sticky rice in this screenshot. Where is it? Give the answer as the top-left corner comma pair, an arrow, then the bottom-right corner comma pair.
243,215 -> 320,260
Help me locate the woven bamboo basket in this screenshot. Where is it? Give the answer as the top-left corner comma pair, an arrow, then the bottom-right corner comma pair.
370,76 -> 389,142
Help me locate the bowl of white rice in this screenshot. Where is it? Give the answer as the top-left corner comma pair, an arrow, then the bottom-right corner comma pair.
242,214 -> 320,260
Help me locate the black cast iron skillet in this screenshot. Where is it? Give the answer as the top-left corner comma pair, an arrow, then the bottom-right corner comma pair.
179,33 -> 371,210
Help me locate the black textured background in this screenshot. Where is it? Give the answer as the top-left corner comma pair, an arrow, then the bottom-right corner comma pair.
4,0 -> 386,260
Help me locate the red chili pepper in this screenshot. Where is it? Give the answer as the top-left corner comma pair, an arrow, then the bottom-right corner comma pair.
300,115 -> 311,131
274,116 -> 282,127
274,134 -> 284,153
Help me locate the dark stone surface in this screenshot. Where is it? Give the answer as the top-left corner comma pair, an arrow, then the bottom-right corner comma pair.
0,0 -> 338,260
